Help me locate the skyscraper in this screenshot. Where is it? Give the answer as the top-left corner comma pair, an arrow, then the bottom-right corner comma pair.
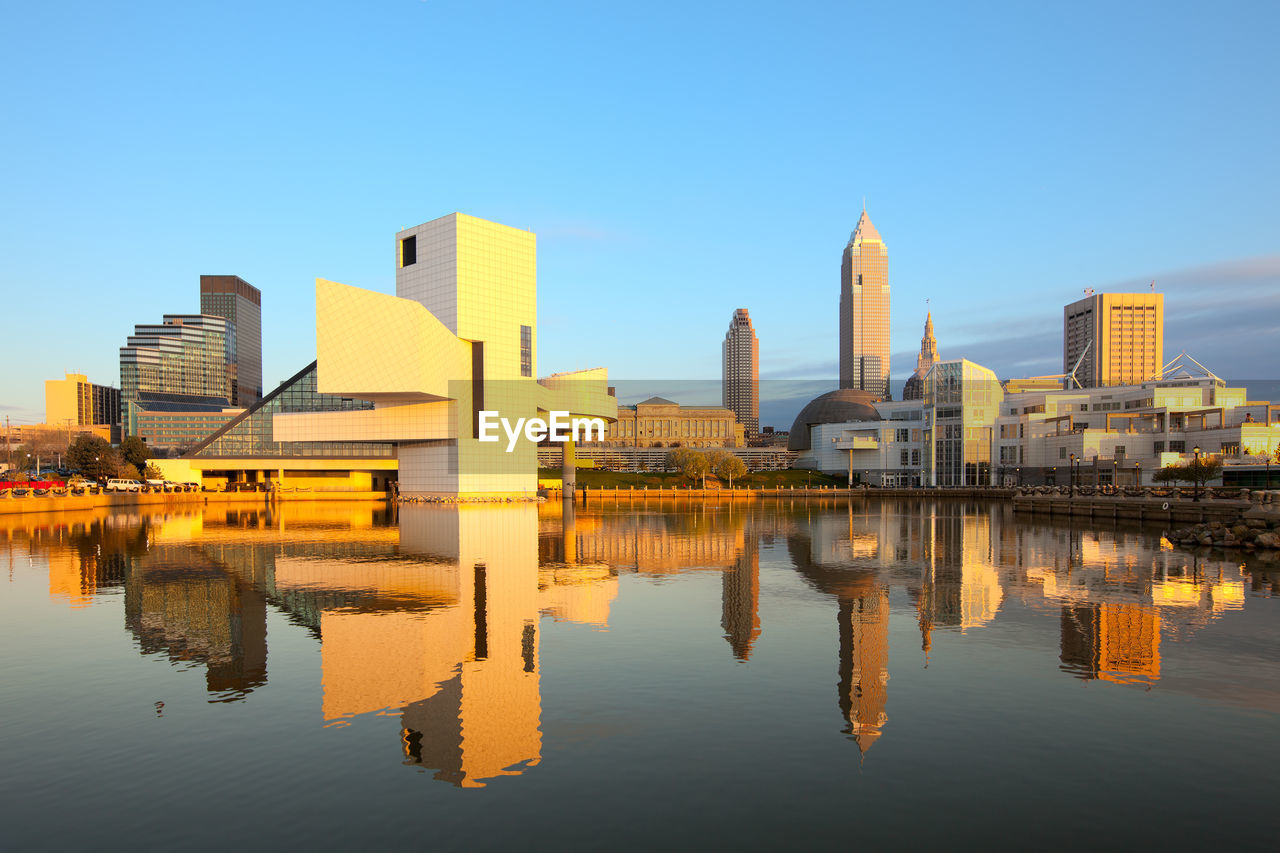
1063,292 -> 1163,387
722,308 -> 759,439
119,314 -> 230,435
902,312 -> 939,401
200,275 -> 262,407
839,210 -> 890,397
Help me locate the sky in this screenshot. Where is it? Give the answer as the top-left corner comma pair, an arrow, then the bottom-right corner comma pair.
2,0 -> 1278,429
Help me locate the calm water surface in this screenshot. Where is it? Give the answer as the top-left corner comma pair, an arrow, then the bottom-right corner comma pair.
2,498 -> 1278,850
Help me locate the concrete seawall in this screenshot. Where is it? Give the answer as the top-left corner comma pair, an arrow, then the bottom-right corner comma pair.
1012,494 -> 1249,525
551,487 -> 1016,500
0,490 -> 389,516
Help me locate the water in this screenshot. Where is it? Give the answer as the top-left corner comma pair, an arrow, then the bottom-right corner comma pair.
1,498 -> 1277,850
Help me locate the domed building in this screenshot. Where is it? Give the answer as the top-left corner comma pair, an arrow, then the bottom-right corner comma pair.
788,389 -> 881,451
789,388 -> 928,487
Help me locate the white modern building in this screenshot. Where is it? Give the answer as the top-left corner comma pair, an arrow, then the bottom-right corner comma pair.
160,213 -> 616,498
994,356 -> 1279,487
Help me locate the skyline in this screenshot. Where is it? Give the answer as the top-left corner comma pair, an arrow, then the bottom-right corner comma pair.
3,0 -> 1278,424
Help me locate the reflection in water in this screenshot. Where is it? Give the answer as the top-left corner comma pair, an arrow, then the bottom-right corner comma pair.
5,496 -> 1277,790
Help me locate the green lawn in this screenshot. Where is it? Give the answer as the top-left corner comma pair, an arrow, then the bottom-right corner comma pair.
538,467 -> 845,488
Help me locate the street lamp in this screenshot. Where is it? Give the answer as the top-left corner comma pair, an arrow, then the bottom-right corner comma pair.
1134,461 -> 1141,489
1193,445 -> 1202,502
1069,453 -> 1076,497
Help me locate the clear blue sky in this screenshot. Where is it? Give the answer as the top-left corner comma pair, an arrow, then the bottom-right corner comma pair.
2,0 -> 1277,426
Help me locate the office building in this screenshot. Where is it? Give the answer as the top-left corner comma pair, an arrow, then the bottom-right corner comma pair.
119,315 -> 231,435
722,308 -> 759,439
200,275 -> 263,407
839,210 -> 890,397
1063,292 -> 1163,387
45,372 -> 120,432
902,313 -> 939,401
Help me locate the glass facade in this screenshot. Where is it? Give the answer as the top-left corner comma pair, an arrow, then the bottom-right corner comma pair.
201,275 -> 263,407
188,362 -> 391,459
925,360 -> 1002,486
120,314 -> 230,435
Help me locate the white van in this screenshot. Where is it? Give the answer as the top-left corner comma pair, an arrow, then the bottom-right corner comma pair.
106,479 -> 143,493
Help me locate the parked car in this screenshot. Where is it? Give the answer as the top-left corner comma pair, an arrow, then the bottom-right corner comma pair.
105,479 -> 143,493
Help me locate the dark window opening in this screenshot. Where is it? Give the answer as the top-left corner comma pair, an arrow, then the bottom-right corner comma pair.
400,235 -> 417,267
520,325 -> 532,378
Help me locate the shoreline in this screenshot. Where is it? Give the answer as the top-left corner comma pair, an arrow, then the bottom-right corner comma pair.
0,490 -> 390,516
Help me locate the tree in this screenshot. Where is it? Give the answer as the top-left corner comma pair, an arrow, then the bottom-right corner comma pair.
120,435 -> 150,470
27,427 -> 69,470
143,463 -> 164,481
713,453 -> 747,488
666,448 -> 709,483
67,435 -> 120,481
1187,455 -> 1222,488
1154,457 -> 1222,488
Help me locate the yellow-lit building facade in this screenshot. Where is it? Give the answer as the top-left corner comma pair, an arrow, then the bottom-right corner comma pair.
839,210 -> 890,396
46,372 -> 121,429
158,213 -> 616,498
1063,292 -> 1163,387
598,396 -> 745,448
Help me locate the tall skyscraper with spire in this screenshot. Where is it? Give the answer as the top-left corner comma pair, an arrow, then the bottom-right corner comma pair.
722,308 -> 759,439
902,312 -> 939,400
839,210 -> 890,397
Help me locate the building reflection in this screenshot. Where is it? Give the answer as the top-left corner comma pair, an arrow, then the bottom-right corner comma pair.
10,494 -> 1275,784
785,516 -> 891,753
124,545 -> 269,699
1059,602 -> 1161,685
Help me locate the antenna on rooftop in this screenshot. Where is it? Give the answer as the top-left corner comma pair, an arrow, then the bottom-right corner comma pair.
1150,279 -> 1156,292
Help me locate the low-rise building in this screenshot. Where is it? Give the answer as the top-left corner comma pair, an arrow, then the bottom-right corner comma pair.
993,357 -> 1279,486
134,408 -> 243,454
598,397 -> 745,449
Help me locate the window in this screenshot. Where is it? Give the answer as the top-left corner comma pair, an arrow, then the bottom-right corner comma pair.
901,449 -> 909,466
400,235 -> 417,267
911,449 -> 920,465
520,325 -> 532,377
1153,441 -> 1165,454
1059,447 -> 1067,459
895,428 -> 909,442
1169,440 -> 1185,453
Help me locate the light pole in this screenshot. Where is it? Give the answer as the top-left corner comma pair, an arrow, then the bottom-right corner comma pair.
1069,453 -> 1076,497
1193,445 -> 1202,502
1134,461 -> 1141,489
